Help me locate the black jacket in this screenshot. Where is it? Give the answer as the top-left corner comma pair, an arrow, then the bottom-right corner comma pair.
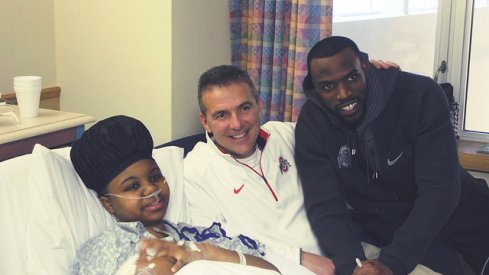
295,66 -> 463,274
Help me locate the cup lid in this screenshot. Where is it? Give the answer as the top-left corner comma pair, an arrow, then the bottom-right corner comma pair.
14,76 -> 42,85
14,76 -> 42,81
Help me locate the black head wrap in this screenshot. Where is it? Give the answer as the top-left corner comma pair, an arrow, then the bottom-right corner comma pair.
70,115 -> 154,196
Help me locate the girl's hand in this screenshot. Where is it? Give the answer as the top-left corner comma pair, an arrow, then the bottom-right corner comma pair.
135,248 -> 175,275
138,239 -> 207,273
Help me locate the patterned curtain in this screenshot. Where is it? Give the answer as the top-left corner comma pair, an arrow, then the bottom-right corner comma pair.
229,0 -> 332,122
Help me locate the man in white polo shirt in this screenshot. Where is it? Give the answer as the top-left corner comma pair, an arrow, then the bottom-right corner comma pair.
184,65 -> 332,275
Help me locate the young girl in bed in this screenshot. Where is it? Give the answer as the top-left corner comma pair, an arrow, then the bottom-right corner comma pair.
70,115 -> 279,275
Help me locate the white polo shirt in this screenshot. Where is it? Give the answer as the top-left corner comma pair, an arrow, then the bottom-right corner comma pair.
184,121 -> 322,264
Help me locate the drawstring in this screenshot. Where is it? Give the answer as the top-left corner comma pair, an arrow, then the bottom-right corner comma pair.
362,130 -> 380,183
233,151 -> 279,202
349,129 -> 379,184
349,133 -> 357,156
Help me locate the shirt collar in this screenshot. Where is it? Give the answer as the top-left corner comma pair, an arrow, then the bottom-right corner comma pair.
206,127 -> 270,155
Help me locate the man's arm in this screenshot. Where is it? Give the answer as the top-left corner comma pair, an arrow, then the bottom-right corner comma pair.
295,104 -> 365,275
301,251 -> 335,275
377,77 -> 461,274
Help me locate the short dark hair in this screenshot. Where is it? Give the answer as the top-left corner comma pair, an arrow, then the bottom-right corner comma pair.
306,36 -> 361,73
303,36 -> 361,91
198,65 -> 257,115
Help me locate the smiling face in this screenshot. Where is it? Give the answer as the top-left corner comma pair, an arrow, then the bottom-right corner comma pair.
199,81 -> 261,158
100,159 -> 170,227
310,47 -> 368,126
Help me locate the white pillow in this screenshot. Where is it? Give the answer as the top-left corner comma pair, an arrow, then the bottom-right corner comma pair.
0,153 -> 33,275
25,144 -> 187,275
152,146 -> 190,224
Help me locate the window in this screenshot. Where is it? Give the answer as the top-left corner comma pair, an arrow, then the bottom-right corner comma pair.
333,0 -> 384,21
333,0 -> 439,82
333,0 -> 438,22
449,0 -> 489,141
333,0 -> 489,142
408,0 -> 438,13
462,1 -> 489,136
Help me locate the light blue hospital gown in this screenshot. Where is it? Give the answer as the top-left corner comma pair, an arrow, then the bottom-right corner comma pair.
71,219 -> 266,275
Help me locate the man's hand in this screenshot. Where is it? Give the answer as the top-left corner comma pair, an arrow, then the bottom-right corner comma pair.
369,59 -> 401,70
352,259 -> 393,275
300,250 -> 335,275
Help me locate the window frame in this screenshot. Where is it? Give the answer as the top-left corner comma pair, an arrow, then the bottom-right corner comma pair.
446,0 -> 489,142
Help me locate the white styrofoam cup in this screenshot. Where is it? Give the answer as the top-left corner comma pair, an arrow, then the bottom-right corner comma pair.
13,76 -> 42,118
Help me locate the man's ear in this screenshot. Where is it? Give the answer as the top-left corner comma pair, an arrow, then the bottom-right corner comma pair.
361,60 -> 370,80
199,112 -> 211,133
99,196 -> 114,214
257,97 -> 263,120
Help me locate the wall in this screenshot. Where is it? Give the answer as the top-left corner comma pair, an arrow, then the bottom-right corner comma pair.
1,1 -> 230,145
0,0 -> 56,94
54,1 -> 173,144
54,1 -> 230,145
171,1 -> 231,139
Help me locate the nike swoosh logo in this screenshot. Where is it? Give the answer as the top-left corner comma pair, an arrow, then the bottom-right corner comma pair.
387,151 -> 404,166
234,184 -> 245,194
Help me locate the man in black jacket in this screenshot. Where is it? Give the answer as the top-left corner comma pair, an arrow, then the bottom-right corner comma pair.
295,36 -> 489,275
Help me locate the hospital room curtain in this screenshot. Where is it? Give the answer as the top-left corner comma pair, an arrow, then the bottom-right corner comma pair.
229,0 -> 332,122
